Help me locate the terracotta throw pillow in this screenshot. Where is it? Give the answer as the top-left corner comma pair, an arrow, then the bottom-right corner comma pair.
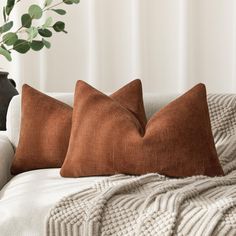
11,80 -> 146,174
11,85 -> 73,174
61,81 -> 224,178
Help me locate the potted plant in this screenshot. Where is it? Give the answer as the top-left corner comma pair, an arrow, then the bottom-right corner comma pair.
0,0 -> 80,130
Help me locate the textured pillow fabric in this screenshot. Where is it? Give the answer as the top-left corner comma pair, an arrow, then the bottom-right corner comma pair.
61,81 -> 224,178
110,80 -> 147,129
11,80 -> 146,174
11,85 -> 73,174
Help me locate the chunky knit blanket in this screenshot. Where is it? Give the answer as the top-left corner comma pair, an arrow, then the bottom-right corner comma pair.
46,94 -> 236,236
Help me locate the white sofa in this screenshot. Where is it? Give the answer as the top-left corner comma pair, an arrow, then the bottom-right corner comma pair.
0,93 -> 178,235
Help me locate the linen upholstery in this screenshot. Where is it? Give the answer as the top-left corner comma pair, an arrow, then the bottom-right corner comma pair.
61,81 -> 223,177
0,134 -> 14,189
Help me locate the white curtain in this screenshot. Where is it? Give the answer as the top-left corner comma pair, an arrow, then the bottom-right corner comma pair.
1,0 -> 236,93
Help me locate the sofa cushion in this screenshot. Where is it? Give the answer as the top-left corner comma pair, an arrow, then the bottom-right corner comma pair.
61,81 -> 224,177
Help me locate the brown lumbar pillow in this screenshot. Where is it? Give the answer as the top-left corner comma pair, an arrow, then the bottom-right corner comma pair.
60,81 -> 224,178
11,80 -> 146,174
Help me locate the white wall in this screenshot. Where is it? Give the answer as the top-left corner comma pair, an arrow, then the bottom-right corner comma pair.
1,0 -> 236,93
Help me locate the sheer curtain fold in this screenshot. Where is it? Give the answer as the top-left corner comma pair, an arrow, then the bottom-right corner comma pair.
0,0 -> 236,93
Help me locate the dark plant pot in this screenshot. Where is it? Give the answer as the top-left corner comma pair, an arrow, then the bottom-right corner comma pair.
0,71 -> 18,130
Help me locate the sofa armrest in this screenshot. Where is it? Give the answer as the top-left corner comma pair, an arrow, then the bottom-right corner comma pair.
0,134 -> 14,189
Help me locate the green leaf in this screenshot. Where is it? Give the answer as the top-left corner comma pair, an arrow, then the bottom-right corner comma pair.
30,40 -> 44,51
0,21 -> 13,34
63,0 -> 79,4
1,44 -> 7,50
38,28 -> 52,37
3,7 -> 6,22
13,40 -> 30,54
52,9 -> 66,15
42,38 -> 51,49
53,21 -> 67,33
3,32 -> 18,46
26,27 -> 38,41
0,46 -> 12,61
28,5 -> 43,19
42,17 -> 53,29
63,0 -> 73,4
44,0 -> 53,7
6,0 -> 15,16
21,14 -> 32,28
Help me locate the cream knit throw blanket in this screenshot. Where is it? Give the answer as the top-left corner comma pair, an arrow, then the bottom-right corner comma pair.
46,94 -> 236,236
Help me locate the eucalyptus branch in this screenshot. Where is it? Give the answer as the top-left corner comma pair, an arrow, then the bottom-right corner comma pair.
0,0 -> 80,61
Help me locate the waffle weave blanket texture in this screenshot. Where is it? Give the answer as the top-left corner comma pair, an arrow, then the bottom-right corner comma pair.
46,94 -> 236,236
